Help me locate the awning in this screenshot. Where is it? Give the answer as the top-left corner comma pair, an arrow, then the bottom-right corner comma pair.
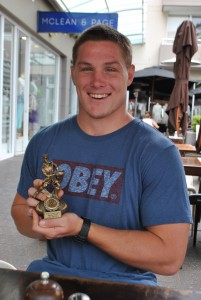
129,66 -> 197,100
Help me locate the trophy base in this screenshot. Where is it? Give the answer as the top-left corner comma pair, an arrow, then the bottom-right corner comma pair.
36,198 -> 67,219
44,210 -> 62,219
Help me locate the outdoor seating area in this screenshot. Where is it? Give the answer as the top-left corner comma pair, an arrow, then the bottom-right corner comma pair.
169,128 -> 201,248
182,155 -> 201,245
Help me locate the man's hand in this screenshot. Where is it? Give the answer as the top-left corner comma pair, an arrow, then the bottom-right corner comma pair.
31,210 -> 83,240
11,178 -> 65,239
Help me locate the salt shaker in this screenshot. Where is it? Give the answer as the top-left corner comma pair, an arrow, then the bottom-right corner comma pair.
68,292 -> 91,300
25,271 -> 64,300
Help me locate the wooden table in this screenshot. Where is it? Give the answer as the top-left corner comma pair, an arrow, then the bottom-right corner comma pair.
1,268 -> 201,300
182,156 -> 201,177
169,135 -> 184,144
176,144 -> 196,155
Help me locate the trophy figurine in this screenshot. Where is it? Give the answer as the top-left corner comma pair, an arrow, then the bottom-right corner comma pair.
35,154 -> 67,219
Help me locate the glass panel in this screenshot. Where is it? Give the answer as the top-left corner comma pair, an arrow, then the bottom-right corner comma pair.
107,0 -> 141,10
58,0 -> 146,44
29,40 -> 58,139
2,19 -> 13,155
16,30 -> 28,154
192,17 -> 201,39
69,76 -> 78,115
16,30 -> 26,149
167,16 -> 201,41
118,9 -> 144,44
66,0 -> 106,12
167,16 -> 189,38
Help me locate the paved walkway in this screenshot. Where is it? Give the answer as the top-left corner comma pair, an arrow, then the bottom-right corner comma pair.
0,155 -> 45,270
0,155 -> 200,291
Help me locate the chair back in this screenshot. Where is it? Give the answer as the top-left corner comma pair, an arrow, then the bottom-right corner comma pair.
0,260 -> 16,270
195,119 -> 201,153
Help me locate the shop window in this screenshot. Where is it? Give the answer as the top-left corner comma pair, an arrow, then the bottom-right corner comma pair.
16,31 -> 27,142
167,16 -> 201,39
2,19 -> 13,155
167,16 -> 189,39
193,17 -> 201,39
29,41 -> 58,138
69,76 -> 78,116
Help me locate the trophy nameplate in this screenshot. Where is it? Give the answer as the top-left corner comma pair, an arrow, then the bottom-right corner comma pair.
35,154 -> 67,219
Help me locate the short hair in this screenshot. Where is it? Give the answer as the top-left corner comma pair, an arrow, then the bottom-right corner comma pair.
72,25 -> 133,69
144,111 -> 151,118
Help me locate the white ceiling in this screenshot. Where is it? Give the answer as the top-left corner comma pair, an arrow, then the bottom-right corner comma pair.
53,0 -> 146,44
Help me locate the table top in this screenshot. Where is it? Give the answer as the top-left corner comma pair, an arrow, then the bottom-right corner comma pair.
176,143 -> 196,154
182,156 -> 201,176
169,136 -> 184,144
1,268 -> 201,300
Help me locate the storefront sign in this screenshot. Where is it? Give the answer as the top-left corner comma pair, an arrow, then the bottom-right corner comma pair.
37,12 -> 118,33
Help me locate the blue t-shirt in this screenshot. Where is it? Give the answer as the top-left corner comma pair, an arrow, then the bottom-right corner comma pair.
17,116 -> 192,286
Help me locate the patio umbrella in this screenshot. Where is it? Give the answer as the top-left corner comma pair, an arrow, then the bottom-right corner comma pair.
132,67 -> 175,100
166,20 -> 198,135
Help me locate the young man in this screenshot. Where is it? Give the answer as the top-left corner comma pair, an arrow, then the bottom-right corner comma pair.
11,25 -> 191,286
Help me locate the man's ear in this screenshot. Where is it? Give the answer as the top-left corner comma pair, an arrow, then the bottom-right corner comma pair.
70,66 -> 75,84
127,64 -> 135,87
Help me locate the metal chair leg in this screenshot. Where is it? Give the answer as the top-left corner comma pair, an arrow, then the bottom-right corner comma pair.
193,205 -> 201,246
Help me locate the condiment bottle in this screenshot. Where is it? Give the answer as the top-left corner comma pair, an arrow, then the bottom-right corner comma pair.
25,271 -> 64,300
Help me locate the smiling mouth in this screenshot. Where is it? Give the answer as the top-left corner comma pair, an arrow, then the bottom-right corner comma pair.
89,93 -> 110,99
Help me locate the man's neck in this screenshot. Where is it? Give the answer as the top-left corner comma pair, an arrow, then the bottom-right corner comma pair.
76,113 -> 133,136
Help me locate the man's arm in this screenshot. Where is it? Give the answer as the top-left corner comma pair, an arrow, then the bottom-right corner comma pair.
11,192 -> 44,239
12,181 -> 190,276
29,207 -> 190,276
87,222 -> 189,275
152,120 -> 159,129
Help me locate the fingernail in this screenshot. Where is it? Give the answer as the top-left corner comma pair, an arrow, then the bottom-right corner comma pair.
39,220 -> 45,226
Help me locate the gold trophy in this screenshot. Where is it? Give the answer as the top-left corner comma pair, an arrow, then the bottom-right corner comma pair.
35,154 -> 67,219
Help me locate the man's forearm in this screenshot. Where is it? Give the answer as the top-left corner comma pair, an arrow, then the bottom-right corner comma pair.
88,222 -> 189,275
11,194 -> 43,239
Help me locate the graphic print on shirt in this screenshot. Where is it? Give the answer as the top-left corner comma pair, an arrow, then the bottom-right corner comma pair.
55,159 -> 124,204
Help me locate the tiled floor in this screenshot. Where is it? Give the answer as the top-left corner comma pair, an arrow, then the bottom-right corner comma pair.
0,155 -> 200,292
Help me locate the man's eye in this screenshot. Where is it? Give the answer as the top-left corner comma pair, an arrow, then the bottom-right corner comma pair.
106,67 -> 116,72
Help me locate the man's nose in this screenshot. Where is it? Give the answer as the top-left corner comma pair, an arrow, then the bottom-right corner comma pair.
90,71 -> 105,87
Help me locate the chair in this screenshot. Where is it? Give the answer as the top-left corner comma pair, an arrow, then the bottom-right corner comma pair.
0,260 -> 16,270
195,119 -> 201,153
189,194 -> 201,246
186,175 -> 196,194
186,175 -> 197,237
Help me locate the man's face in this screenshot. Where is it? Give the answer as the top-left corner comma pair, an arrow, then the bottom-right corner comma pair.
71,40 -> 134,121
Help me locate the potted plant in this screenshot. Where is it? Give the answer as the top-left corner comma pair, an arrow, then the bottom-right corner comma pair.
185,115 -> 201,145
192,115 -> 201,132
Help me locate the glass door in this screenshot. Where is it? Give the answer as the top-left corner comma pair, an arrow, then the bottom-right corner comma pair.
1,19 -> 13,156
29,40 -> 58,139
16,30 -> 27,153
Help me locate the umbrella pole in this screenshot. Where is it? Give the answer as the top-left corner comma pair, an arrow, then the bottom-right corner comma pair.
191,83 -> 196,122
148,96 -> 151,111
176,106 -> 181,135
150,78 -> 155,115
133,91 -> 138,117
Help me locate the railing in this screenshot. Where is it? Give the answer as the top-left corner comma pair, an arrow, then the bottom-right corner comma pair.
162,38 -> 201,45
